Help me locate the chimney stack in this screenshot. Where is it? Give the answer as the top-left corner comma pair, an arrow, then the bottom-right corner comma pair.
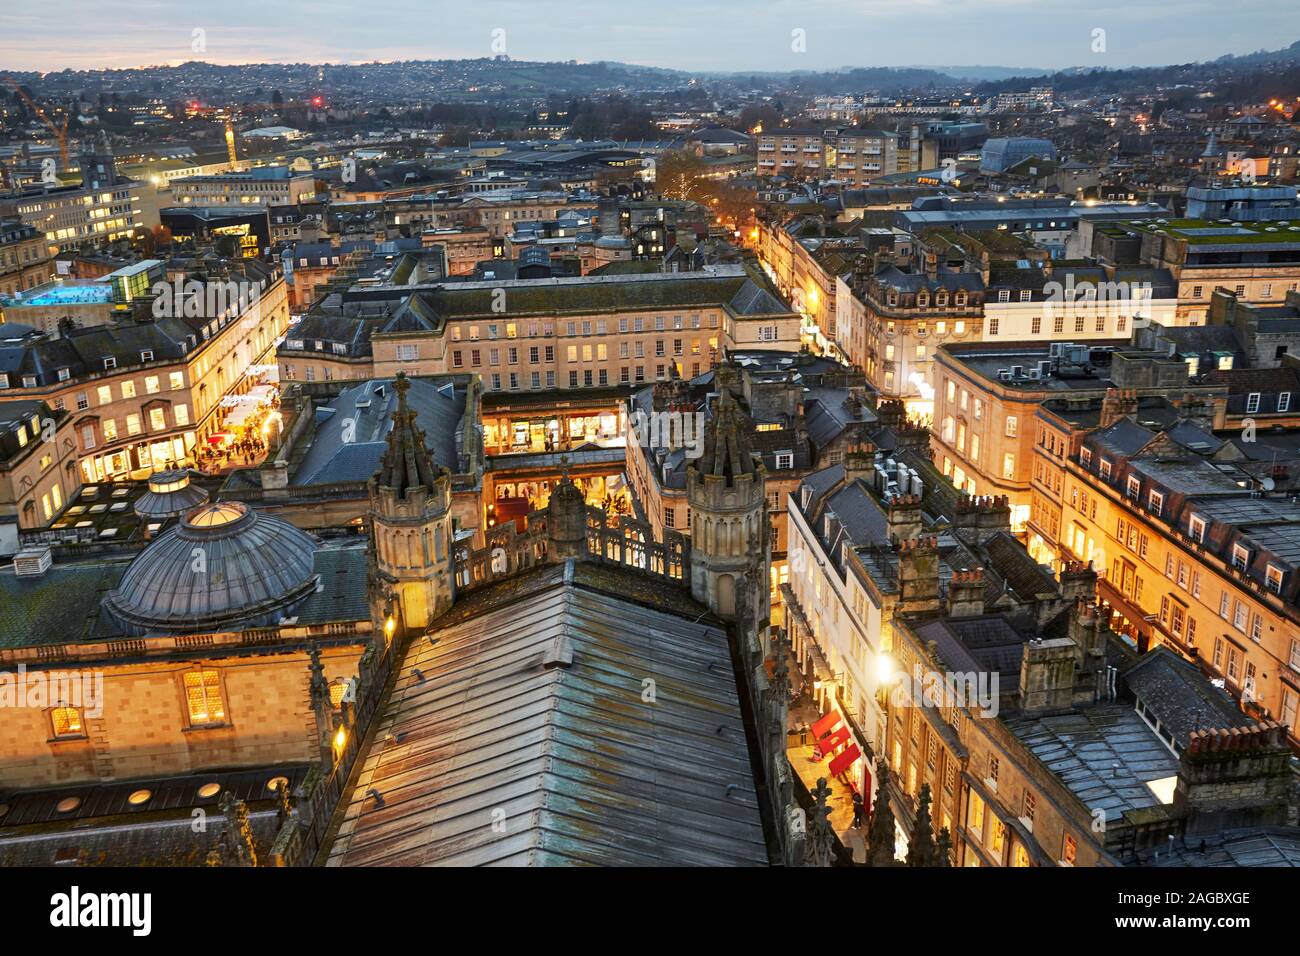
844,442 -> 877,486
1099,387 -> 1139,429
887,494 -> 924,543
1175,721 -> 1292,836
1018,638 -> 1078,715
897,536 -> 941,618
952,494 -> 1012,547
1059,559 -> 1098,605
1068,599 -> 1107,706
946,567 -> 985,618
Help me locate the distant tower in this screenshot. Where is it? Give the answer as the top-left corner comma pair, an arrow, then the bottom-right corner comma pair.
686,388 -> 768,621
368,374 -> 455,631
79,130 -> 117,190
1199,131 -> 1224,176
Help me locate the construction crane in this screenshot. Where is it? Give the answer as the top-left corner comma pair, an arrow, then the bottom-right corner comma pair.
3,75 -> 71,167
188,100 -> 303,169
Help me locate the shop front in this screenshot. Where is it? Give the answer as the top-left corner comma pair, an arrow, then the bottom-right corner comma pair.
79,433 -> 194,484
483,409 -> 625,455
486,471 -> 632,529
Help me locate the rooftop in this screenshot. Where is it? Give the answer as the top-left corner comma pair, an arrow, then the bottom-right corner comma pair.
326,562 -> 768,867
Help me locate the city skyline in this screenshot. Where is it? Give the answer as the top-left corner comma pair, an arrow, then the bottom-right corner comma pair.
3,0 -> 1300,74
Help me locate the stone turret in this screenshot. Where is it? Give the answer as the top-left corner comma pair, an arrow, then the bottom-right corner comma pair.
368,373 -> 455,631
686,388 -> 768,622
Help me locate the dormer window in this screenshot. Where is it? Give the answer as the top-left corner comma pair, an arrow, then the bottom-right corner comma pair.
1080,447 -> 1092,468
955,292 -> 967,306
1126,475 -> 1141,500
103,357 -> 117,370
140,350 -> 154,363
1099,459 -> 1112,480
57,368 -> 70,382
1232,543 -> 1250,571
917,292 -> 930,308
1148,490 -> 1164,515
1189,514 -> 1206,543
1266,564 -> 1285,594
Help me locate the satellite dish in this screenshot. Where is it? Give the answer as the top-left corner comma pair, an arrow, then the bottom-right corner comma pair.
1261,477 -> 1276,492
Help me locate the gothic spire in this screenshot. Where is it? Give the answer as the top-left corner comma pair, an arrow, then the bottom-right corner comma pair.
700,387 -> 758,484
376,372 -> 440,495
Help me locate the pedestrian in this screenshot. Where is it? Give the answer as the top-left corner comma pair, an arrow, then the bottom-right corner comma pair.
851,792 -> 865,828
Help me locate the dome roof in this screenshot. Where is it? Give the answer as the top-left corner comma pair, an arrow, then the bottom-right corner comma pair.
104,501 -> 320,635
133,469 -> 210,520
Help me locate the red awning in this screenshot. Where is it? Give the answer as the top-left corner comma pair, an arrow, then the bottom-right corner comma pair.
828,742 -> 861,778
819,724 -> 852,755
810,711 -> 840,740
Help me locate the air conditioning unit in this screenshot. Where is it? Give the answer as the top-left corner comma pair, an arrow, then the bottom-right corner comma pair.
1026,368 -> 1042,380
1037,360 -> 1052,378
1010,365 -> 1024,377
998,369 -> 1012,381
13,546 -> 52,578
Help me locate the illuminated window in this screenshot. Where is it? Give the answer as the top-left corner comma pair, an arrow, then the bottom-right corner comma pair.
967,790 -> 986,837
1012,843 -> 1031,867
990,818 -> 1005,855
328,679 -> 350,709
184,669 -> 226,725
51,706 -> 83,738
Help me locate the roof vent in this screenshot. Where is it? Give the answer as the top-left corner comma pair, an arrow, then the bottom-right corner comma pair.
13,546 -> 52,578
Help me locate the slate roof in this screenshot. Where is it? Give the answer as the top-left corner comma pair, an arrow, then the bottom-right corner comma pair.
1093,418 -> 1157,458
981,531 -> 1059,602
1123,646 -> 1250,748
914,615 -> 1030,682
295,543 -> 372,625
293,377 -> 466,486
0,560 -> 128,648
1002,705 -> 1180,826
1143,829 -> 1300,867
803,388 -> 877,449
326,563 -> 768,867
